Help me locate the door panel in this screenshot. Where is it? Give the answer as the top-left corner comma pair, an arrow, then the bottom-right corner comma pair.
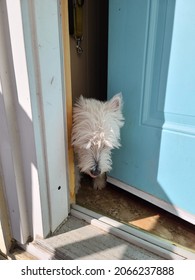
108,0 -> 195,221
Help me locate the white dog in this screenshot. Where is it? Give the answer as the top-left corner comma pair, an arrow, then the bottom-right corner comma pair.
72,93 -> 124,192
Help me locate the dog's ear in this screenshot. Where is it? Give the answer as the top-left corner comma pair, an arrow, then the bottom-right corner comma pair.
108,93 -> 123,111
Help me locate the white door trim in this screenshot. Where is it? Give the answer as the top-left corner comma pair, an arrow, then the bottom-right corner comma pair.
0,0 -> 30,244
21,0 -> 70,235
0,0 -> 69,244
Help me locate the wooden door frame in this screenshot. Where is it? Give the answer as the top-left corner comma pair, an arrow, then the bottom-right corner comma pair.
61,0 -> 75,204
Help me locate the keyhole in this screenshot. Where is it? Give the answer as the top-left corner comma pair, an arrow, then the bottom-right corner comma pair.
58,186 -> 61,190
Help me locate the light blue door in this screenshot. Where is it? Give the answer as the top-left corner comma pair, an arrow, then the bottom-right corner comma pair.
108,0 -> 195,223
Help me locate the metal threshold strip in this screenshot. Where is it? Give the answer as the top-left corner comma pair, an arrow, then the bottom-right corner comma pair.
71,204 -> 195,260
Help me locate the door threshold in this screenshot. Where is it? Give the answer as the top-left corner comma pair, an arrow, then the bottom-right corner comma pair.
19,204 -> 195,260
71,204 -> 195,260
19,214 -> 164,260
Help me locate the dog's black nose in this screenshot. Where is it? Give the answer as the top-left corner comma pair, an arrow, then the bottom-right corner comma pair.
90,166 -> 101,177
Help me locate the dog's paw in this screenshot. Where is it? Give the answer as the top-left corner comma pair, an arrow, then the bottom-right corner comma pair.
93,181 -> 106,190
75,182 -> 81,194
93,174 -> 106,190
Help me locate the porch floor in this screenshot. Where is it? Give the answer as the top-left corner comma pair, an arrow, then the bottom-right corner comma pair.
76,177 -> 195,253
11,178 -> 194,260
35,215 -> 164,260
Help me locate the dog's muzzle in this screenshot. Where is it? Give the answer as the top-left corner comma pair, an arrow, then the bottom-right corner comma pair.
90,165 -> 101,177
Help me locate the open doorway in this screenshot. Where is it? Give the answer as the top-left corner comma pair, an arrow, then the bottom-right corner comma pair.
69,0 -> 108,102
68,0 -> 195,255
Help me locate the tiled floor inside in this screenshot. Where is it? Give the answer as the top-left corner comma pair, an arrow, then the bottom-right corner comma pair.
76,176 -> 195,253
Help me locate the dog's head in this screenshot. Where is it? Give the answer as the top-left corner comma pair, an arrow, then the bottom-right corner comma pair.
72,93 -> 124,178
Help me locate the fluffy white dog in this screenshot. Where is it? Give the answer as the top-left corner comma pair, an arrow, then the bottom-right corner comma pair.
72,93 -> 124,192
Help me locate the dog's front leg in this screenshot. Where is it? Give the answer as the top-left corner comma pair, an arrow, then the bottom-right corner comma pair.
74,165 -> 81,193
93,173 -> 106,190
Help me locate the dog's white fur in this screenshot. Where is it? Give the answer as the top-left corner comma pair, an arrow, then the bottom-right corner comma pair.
72,93 -> 124,192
